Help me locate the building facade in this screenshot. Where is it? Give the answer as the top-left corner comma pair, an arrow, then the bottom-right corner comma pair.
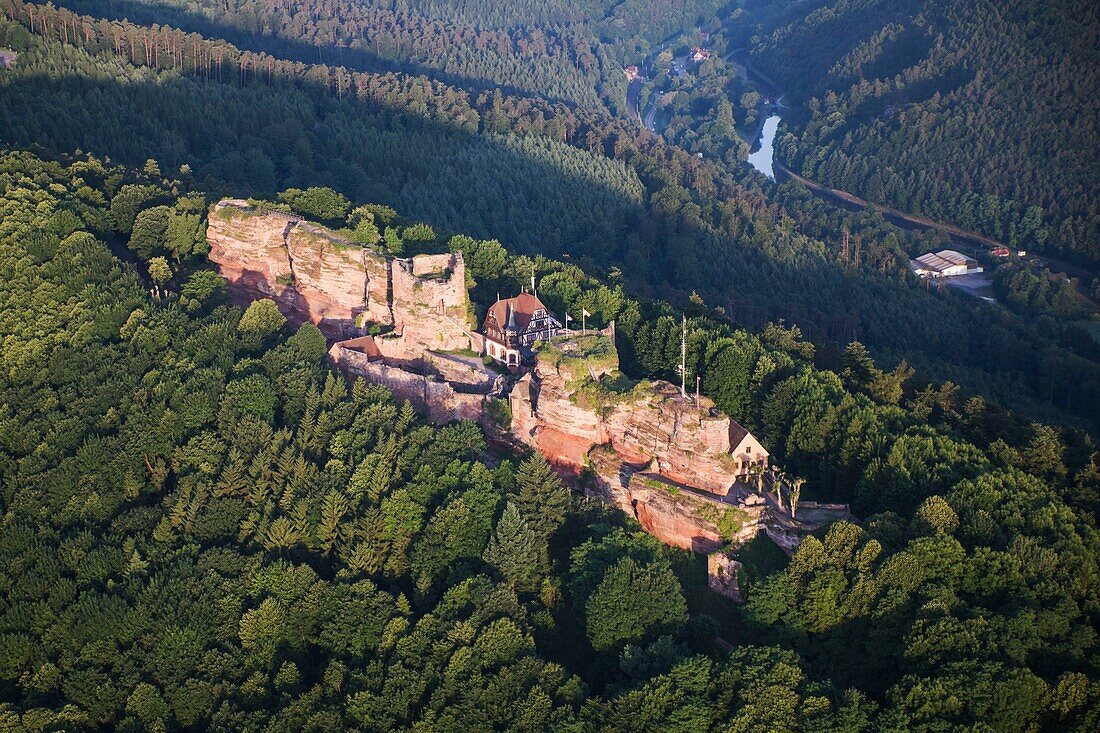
482,292 -> 563,367
910,249 -> 984,277
730,424 -> 770,478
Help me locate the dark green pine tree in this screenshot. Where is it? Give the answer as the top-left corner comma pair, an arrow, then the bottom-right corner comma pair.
841,341 -> 877,393
513,453 -> 571,544
484,502 -> 541,593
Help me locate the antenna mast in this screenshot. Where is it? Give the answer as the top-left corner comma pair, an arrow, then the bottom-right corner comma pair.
679,314 -> 687,398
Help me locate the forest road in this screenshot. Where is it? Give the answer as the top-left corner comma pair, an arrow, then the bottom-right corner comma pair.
774,162 -> 1015,252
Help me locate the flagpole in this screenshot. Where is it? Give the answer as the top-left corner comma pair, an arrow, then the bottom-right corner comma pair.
680,313 -> 687,398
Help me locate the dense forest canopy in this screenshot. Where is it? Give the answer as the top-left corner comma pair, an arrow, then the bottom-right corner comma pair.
46,0 -> 724,112
0,0 -> 1098,728
0,145 -> 1097,732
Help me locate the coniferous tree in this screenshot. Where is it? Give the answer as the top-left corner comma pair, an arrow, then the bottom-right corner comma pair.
484,502 -> 542,593
513,453 -> 571,544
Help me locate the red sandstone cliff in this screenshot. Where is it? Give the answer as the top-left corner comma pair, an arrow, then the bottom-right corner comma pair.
206,201 -> 852,598
208,200 -> 392,334
587,446 -> 765,554
508,334 -> 748,495
207,200 -> 478,352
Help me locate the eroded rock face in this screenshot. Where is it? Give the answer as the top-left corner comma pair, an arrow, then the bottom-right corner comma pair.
208,200 -> 391,335
509,367 -> 606,471
287,222 -> 393,329
586,440 -> 845,563
586,448 -> 765,553
604,383 -> 743,495
208,200 -> 480,350
207,201 -> 854,595
509,345 -> 745,495
708,554 -> 744,603
206,201 -> 297,303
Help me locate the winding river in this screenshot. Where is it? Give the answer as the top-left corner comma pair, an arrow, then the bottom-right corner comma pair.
730,55 -> 1020,255
630,46 -> 1041,263
746,115 -> 781,179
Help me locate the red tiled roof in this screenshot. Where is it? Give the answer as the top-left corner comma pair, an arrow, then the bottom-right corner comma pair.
484,292 -> 548,340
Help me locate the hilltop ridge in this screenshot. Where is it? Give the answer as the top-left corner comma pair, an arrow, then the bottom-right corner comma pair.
206,200 -> 851,599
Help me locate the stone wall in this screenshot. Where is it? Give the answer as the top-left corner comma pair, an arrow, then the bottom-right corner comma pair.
389,253 -> 481,357
330,342 -> 488,425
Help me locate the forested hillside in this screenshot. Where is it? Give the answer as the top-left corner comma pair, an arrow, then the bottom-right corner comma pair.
1,147 -> 1099,731
752,0 -> 1100,266
0,1 -> 1099,726
2,1 -> 1098,430
48,0 -> 722,111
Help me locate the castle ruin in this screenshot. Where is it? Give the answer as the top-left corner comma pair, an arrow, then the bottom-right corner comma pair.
207,200 -> 852,600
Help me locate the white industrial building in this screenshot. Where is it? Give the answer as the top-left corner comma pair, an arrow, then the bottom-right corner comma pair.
909,249 -> 983,278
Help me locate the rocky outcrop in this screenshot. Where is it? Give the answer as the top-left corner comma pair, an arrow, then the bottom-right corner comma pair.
587,443 -> 850,573
604,382 -> 746,495
762,500 -> 855,555
207,200 -> 479,351
208,200 -> 391,335
207,201 -> 854,598
588,447 -> 766,553
509,333 -> 748,495
209,198 -> 491,422
708,554 -> 744,602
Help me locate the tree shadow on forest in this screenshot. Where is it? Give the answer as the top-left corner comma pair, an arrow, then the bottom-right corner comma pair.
7,19 -> 1100,431
746,604 -> 913,701
51,0 -> 599,108
1,62 -> 641,260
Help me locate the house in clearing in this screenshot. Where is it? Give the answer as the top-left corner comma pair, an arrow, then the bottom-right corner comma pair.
691,47 -> 712,63
481,292 -> 564,367
910,249 -> 983,278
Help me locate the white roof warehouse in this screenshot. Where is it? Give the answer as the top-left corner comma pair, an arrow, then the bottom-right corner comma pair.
910,249 -> 983,277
